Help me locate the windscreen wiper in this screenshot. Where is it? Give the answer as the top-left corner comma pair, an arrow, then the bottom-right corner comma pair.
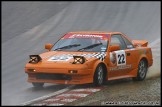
78,43 -> 102,51
54,44 -> 81,51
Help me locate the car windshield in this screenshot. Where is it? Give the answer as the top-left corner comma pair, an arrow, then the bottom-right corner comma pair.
51,38 -> 108,52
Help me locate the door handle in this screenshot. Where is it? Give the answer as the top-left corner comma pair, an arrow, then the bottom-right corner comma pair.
127,53 -> 131,56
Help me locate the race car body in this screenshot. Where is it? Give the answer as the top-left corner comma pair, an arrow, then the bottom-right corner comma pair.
25,31 -> 153,87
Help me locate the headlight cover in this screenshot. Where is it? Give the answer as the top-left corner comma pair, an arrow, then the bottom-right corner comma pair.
29,55 -> 42,64
72,56 -> 86,64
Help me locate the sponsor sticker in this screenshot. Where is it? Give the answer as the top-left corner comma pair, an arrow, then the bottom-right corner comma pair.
63,34 -> 108,40
110,64 -> 132,71
48,55 -> 73,61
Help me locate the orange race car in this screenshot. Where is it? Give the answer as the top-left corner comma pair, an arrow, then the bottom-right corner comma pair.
25,31 -> 153,87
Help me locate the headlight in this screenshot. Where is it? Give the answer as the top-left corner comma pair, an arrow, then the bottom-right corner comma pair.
29,55 -> 42,64
72,56 -> 86,64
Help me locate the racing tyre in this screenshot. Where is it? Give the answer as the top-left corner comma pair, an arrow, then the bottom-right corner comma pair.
93,64 -> 104,86
133,59 -> 148,81
32,83 -> 44,88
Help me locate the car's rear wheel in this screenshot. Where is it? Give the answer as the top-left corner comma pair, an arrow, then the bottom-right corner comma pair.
93,64 -> 104,86
133,59 -> 148,81
32,83 -> 44,88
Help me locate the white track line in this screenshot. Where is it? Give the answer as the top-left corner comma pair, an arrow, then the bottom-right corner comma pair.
20,85 -> 75,105
57,93 -> 89,97
72,88 -> 101,92
60,98 -> 77,102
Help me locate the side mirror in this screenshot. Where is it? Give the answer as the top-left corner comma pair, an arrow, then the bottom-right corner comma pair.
45,43 -> 53,51
109,45 -> 120,52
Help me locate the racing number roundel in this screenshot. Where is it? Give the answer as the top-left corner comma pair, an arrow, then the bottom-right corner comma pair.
115,50 -> 126,66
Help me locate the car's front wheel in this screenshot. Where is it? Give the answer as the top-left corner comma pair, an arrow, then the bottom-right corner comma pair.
93,64 -> 104,86
133,59 -> 148,81
32,83 -> 44,88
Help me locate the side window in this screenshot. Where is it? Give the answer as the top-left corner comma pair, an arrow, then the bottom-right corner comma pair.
121,36 -> 134,49
110,34 -> 127,50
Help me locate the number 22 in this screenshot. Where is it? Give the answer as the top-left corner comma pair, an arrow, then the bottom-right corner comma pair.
118,54 -> 125,64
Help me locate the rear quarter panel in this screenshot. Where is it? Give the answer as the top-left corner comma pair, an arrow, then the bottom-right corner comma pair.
135,47 -> 153,67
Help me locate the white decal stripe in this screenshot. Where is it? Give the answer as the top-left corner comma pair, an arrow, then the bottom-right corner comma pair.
48,52 -> 106,61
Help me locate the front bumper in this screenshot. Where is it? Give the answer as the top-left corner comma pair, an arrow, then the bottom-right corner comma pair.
25,67 -> 93,84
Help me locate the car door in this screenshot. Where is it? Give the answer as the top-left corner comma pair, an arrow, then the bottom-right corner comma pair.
120,34 -> 138,76
108,34 -> 135,79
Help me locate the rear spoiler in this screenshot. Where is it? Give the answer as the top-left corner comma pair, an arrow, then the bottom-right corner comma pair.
132,40 -> 148,47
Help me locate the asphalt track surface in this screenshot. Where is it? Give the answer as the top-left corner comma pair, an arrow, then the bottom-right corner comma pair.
2,2 -> 160,105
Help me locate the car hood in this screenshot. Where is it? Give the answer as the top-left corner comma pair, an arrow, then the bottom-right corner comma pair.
39,51 -> 106,63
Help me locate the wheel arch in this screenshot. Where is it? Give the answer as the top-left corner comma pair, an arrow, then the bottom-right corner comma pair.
140,57 -> 148,68
138,55 -> 148,68
92,61 -> 108,81
133,56 -> 149,81
100,62 -> 108,81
